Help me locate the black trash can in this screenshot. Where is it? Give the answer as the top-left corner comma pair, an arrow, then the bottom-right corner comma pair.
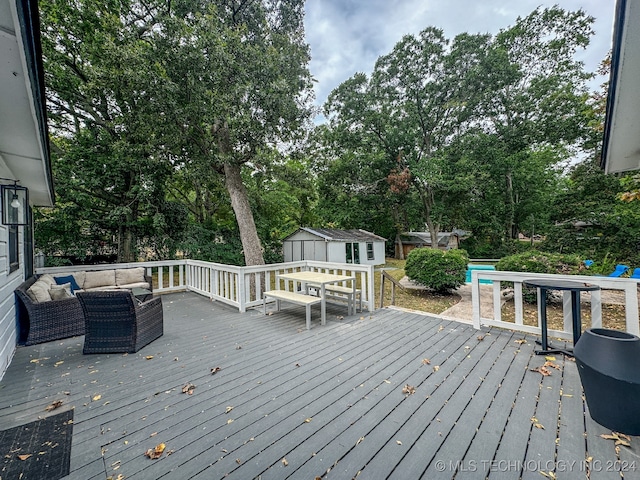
574,328 -> 640,435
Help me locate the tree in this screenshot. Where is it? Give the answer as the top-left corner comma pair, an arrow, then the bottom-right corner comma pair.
148,0 -> 314,266
470,6 -> 595,240
322,29 -> 490,244
39,0 -> 173,262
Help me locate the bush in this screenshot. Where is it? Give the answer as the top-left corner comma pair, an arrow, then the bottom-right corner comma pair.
496,250 -> 583,303
495,250 -> 583,275
405,248 -> 468,293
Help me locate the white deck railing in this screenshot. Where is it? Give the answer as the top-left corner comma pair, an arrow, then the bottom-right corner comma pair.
36,260 -> 375,314
471,270 -> 640,338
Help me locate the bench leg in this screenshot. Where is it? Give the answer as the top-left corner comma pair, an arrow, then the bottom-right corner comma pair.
263,296 -> 267,315
305,304 -> 311,330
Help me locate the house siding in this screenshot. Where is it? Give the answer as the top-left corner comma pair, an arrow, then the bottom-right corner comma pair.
0,225 -> 24,380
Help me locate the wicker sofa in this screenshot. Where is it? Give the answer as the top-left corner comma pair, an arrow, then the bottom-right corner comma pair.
15,267 -> 153,346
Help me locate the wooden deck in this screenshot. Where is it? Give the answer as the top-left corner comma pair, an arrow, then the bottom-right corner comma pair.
1,292 -> 638,479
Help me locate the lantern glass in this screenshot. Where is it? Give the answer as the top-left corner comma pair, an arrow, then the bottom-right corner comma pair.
1,184 -> 28,226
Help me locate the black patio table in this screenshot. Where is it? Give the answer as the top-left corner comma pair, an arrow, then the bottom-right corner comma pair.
523,278 -> 600,356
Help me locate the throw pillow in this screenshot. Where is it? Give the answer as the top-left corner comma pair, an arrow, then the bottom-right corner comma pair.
49,284 -> 72,300
26,280 -> 52,303
54,275 -> 80,293
38,273 -> 57,287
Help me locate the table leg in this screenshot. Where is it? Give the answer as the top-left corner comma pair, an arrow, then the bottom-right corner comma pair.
539,287 -> 548,350
320,284 -> 326,325
571,291 -> 581,345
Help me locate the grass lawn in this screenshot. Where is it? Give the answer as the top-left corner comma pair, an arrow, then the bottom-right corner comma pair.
376,258 -> 459,314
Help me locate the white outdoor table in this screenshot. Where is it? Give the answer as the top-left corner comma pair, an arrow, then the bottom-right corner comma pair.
276,271 -> 356,325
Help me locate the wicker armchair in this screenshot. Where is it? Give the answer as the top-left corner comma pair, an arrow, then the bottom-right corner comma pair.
77,290 -> 163,354
15,276 -> 85,345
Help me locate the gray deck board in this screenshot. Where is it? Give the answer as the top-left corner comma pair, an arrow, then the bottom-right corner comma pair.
0,291 -> 636,480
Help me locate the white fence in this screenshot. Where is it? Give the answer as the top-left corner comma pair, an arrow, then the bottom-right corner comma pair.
471,270 -> 640,338
36,260 -> 376,314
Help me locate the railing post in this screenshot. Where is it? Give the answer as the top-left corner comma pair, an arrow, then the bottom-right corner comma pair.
238,268 -> 247,312
625,282 -> 640,336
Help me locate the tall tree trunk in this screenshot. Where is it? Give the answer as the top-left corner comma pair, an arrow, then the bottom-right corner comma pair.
224,161 -> 265,266
505,171 -> 516,240
414,178 -> 440,250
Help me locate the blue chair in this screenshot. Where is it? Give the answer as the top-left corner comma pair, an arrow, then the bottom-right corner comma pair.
630,268 -> 640,279
608,264 -> 630,277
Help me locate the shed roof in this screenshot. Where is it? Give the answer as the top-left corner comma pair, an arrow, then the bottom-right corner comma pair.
286,227 -> 386,242
398,231 -> 459,247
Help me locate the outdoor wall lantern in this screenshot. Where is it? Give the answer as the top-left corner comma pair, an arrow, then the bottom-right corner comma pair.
1,180 -> 29,226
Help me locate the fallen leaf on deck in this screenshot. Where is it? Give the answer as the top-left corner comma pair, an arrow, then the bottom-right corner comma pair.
211,367 -> 221,374
438,325 -> 444,332
45,400 -> 63,411
544,356 -> 556,361
421,358 -> 431,365
396,440 -> 402,445
305,418 -> 312,423
54,361 -> 64,366
433,365 -> 440,372
530,366 -> 552,376
539,471 -> 556,479
384,379 -> 391,384
282,458 -> 288,466
144,443 -> 165,459
145,356 -> 154,360
182,383 -> 196,395
92,394 -> 102,401
402,384 -> 416,395
531,417 -> 545,429
477,335 -> 485,341
600,432 -> 631,446
225,406 -> 234,414
543,361 -> 561,370
514,339 -> 526,345
18,454 -> 32,460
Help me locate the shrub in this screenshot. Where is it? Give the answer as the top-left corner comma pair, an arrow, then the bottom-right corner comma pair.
496,250 -> 583,275
496,250 -> 583,303
405,248 -> 468,293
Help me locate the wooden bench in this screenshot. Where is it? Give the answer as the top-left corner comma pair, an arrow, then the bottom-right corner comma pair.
306,283 -> 362,315
263,290 -> 322,330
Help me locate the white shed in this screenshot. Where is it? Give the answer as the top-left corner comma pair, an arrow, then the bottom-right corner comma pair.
283,228 -> 386,265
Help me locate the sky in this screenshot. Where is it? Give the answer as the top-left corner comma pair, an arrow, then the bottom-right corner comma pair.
303,0 -> 616,114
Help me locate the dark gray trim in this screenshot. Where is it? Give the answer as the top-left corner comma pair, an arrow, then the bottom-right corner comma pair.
601,0 -> 626,171
15,0 -> 55,202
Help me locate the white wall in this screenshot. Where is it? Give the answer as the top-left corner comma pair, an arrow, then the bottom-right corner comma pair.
0,225 -> 23,380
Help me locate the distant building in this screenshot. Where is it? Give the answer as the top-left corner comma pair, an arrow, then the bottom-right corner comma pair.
395,231 -> 461,258
283,228 -> 386,265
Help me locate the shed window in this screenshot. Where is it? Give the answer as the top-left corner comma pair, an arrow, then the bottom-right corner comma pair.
345,242 -> 360,264
366,242 -> 374,260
